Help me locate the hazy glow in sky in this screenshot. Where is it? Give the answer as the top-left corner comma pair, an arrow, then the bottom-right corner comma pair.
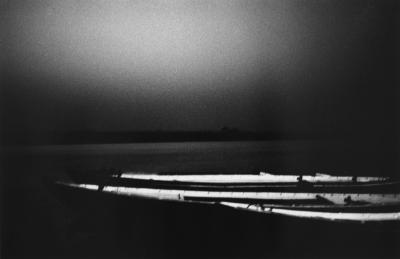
4,0 -> 394,131
9,1 -> 309,91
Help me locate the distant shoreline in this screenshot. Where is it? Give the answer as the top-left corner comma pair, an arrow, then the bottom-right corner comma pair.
2,130 -> 327,146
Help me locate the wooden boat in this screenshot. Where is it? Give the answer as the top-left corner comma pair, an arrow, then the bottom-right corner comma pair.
56,172 -> 400,222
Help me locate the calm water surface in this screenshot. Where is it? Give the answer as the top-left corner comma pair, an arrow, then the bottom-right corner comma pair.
12,140 -> 392,176
3,140 -> 400,259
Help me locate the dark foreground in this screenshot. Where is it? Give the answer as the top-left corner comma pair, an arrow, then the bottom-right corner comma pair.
2,141 -> 400,259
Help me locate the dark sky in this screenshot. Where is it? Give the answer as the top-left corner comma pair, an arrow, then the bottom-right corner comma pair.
1,0 -> 399,137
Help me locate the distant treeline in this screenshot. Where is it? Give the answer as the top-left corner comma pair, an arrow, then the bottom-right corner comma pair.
2,129 -> 326,145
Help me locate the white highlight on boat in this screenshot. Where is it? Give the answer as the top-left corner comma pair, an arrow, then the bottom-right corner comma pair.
61,183 -> 400,205
117,172 -> 388,184
220,202 -> 400,222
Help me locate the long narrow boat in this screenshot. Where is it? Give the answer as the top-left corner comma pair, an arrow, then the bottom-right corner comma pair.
219,202 -> 400,222
97,177 -> 400,193
116,172 -> 389,184
59,182 -> 400,206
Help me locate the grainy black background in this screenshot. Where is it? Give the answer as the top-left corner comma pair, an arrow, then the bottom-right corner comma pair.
1,1 -> 400,258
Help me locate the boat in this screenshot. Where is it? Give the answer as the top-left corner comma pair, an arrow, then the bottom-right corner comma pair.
56,171 -> 400,222
114,172 -> 389,184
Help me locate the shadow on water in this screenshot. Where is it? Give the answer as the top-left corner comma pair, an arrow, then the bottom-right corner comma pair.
2,141 -> 400,259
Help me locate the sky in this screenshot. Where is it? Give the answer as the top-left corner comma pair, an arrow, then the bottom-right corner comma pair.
1,0 -> 399,137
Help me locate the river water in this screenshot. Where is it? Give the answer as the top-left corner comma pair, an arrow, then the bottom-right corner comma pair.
2,140 -> 400,259
10,139 -> 398,176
